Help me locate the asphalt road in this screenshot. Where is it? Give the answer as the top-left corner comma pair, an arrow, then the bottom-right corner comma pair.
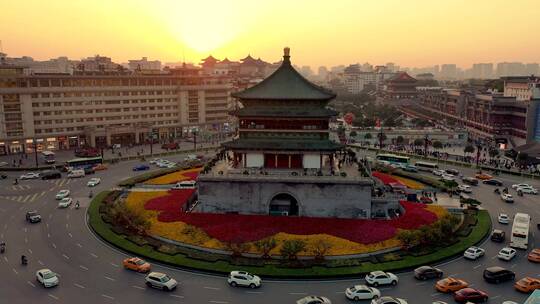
0,152 -> 539,304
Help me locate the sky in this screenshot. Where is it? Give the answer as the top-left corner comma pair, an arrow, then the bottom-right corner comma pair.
1,0 -> 540,68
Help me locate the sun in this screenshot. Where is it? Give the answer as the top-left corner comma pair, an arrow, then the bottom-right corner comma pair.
179,25 -> 237,53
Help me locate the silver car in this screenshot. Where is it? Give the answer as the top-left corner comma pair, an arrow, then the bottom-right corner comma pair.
144,272 -> 178,291
296,295 -> 332,304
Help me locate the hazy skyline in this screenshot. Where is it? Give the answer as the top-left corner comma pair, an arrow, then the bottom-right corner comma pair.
2,0 -> 540,68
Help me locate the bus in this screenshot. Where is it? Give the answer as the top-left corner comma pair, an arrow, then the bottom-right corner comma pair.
41,151 -> 56,164
375,154 -> 410,165
415,161 -> 438,171
510,212 -> 530,250
525,289 -> 540,304
66,157 -> 103,169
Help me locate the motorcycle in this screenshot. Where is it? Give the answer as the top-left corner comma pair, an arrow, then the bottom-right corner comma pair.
494,188 -> 500,194
0,242 -> 5,254
75,202 -> 80,209
21,255 -> 27,265
13,179 -> 18,185
88,191 -> 93,198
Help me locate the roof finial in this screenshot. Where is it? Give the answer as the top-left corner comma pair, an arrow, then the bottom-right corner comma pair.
283,47 -> 290,64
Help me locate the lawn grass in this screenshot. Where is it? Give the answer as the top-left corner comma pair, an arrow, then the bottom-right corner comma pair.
88,192 -> 491,278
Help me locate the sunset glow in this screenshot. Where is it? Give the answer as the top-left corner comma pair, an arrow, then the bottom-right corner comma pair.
1,0 -> 540,66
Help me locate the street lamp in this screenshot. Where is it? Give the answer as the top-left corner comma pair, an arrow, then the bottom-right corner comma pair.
33,139 -> 38,168
193,130 -> 198,151
424,134 -> 429,156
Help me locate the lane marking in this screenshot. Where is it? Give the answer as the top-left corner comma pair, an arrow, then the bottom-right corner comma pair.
38,260 -> 44,265
245,291 -> 263,294
101,294 -> 115,300
76,243 -> 83,248
3,256 -> 8,263
51,243 -> 56,248
132,285 -> 145,290
68,233 -> 73,238
473,264 -> 482,269
48,294 -> 59,300
30,193 -> 38,202
47,233 -> 51,238
90,253 -> 98,258
431,292 -> 441,297
46,223 -> 49,229
28,248 -> 33,254
74,283 -> 85,289
79,265 -> 89,271
209,301 -> 228,304
40,191 -> 47,197
110,262 -> 119,267
24,237 -> 28,243
27,281 -> 36,287
22,194 -> 31,203
204,286 -> 221,290
415,282 -> 427,286
289,292 -> 308,295
170,294 -> 185,298
104,276 -> 116,281
492,295 -> 501,300
12,268 -> 18,275
62,254 -> 70,260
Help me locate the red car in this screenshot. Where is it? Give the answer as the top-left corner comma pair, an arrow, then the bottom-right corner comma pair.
454,288 -> 488,303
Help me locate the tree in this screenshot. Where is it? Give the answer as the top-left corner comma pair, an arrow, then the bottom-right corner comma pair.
488,148 -> 499,158
464,145 -> 475,155
396,136 -> 405,145
311,239 -> 332,260
396,230 -> 420,251
109,203 -> 151,236
226,240 -> 251,258
517,152 -> 529,163
413,138 -> 424,147
349,131 -> 357,138
280,239 -> 306,260
432,141 -> 443,150
461,198 -> 481,210
364,133 -> 372,140
254,238 -> 277,259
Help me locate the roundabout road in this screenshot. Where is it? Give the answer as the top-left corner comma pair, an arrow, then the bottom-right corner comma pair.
0,152 -> 539,304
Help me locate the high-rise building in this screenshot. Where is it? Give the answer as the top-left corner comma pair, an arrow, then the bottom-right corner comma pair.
496,62 -> 526,77
440,64 -> 458,79
471,63 -> 494,79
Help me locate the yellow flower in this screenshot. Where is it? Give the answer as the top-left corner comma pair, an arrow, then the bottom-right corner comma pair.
391,175 -> 425,190
144,168 -> 201,185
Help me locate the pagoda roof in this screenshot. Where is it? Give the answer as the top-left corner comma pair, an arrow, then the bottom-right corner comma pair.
201,55 -> 219,64
222,138 -> 343,151
388,72 -> 417,83
233,107 -> 337,118
240,54 -> 256,62
220,58 -> 232,64
232,48 -> 336,101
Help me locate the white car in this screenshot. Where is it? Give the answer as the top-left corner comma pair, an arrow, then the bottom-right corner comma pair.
432,169 -> 445,176
20,172 -> 40,180
371,296 -> 408,304
498,213 -> 510,224
500,193 -> 514,203
87,177 -> 101,187
55,189 -> 70,200
517,186 -> 538,195
36,269 -> 59,288
441,174 -> 456,182
463,246 -> 485,260
458,185 -> 472,193
498,247 -> 517,261
296,296 -> 332,304
512,183 -> 532,190
345,285 -> 381,301
58,198 -> 73,208
227,271 -> 261,288
149,158 -> 163,165
365,271 -> 398,286
184,154 -> 197,162
144,272 -> 178,291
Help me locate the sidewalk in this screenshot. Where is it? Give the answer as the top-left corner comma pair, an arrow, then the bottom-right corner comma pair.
0,139 -> 228,170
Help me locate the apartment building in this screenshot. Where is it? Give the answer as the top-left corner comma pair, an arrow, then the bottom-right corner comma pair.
416,87 -> 540,148
503,76 -> 540,101
0,65 -> 232,154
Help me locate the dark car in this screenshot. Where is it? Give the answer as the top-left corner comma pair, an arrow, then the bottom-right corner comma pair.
41,170 -> 61,180
26,211 -> 41,223
445,168 -> 460,176
414,266 -> 443,280
161,142 -> 179,150
490,229 -> 505,242
483,266 -> 515,283
462,177 -> 479,186
133,164 -> 150,171
453,287 -> 488,303
483,179 -> 503,186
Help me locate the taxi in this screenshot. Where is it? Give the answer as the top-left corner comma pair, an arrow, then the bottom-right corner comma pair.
515,277 -> 540,293
435,277 -> 468,293
123,257 -> 151,273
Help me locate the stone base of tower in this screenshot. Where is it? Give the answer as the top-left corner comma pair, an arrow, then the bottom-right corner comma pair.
197,175 -> 387,219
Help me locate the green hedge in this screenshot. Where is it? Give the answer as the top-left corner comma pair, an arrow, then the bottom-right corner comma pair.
88,192 -> 492,278
117,163 -> 203,187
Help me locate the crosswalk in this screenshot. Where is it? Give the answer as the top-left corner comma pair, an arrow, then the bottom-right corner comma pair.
46,178 -> 72,187
8,185 -> 31,191
0,190 -> 48,203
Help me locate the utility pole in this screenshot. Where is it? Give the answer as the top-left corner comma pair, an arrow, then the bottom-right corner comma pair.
149,132 -> 154,156
424,134 -> 429,156
193,131 -> 197,151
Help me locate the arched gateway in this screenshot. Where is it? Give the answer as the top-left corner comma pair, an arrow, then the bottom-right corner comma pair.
268,193 -> 299,216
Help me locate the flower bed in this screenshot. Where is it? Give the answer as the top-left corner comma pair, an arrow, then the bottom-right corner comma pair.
144,168 -> 201,185
372,171 -> 404,186
391,175 -> 425,190
145,189 -> 196,215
